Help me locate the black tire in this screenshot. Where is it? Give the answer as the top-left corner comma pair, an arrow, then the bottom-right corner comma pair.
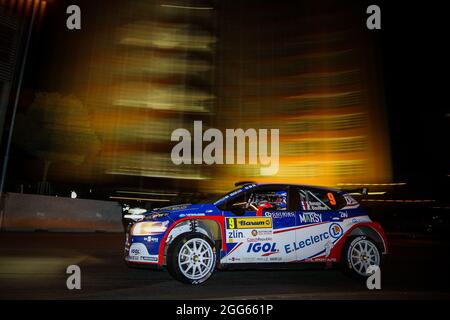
166,232 -> 217,285
341,235 -> 382,279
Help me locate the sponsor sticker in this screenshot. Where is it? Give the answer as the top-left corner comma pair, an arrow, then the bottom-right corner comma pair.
247,242 -> 279,256
344,194 -> 358,206
299,212 -> 322,224
265,211 -> 296,219
251,229 -> 272,236
329,223 -> 343,238
226,227 -> 273,243
179,213 -> 206,218
284,223 -> 344,254
227,229 -> 244,243
226,217 -> 272,229
246,237 -> 273,243
142,256 -> 158,262
144,236 -> 159,243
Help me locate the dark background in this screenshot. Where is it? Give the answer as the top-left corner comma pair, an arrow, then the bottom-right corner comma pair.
2,0 -> 449,200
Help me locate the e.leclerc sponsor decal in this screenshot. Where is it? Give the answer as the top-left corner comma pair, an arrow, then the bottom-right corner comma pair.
284,223 -> 343,254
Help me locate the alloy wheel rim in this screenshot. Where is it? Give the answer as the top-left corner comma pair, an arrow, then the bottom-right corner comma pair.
178,238 -> 214,280
349,239 -> 380,276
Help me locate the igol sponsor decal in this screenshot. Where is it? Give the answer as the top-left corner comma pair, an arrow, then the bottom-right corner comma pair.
247,242 -> 279,256
130,248 -> 141,255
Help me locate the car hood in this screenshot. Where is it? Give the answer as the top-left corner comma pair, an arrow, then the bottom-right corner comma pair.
144,203 -> 220,221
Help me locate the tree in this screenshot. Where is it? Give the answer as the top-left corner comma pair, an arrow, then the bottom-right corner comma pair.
13,92 -> 101,192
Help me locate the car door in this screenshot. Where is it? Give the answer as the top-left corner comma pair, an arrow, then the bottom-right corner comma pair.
291,187 -> 345,262
221,185 -> 296,263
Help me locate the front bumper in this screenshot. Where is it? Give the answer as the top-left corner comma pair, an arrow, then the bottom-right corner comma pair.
124,232 -> 163,265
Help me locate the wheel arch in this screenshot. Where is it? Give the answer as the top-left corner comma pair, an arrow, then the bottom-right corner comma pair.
346,225 -> 388,254
160,217 -> 224,265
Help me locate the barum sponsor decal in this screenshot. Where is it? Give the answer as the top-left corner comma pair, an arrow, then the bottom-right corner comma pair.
299,212 -> 322,224
227,217 -> 272,229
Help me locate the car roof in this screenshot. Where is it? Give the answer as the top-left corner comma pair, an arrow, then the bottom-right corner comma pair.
253,183 -> 344,194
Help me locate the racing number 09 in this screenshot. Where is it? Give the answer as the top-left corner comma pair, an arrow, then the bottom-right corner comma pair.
327,192 -> 336,206
227,218 -> 236,229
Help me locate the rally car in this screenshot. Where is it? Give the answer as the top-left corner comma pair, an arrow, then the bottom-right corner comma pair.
124,182 -> 388,284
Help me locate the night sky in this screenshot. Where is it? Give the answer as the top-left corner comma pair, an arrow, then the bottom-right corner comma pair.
378,1 -> 449,187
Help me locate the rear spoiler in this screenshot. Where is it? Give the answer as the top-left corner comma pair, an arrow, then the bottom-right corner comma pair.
342,187 -> 369,195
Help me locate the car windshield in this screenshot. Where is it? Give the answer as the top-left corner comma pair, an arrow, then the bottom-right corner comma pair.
212,184 -> 257,206
193,187 -> 243,205
195,193 -> 225,204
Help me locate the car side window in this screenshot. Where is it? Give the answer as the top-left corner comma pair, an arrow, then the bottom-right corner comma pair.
299,189 -> 330,211
313,190 -> 342,210
247,189 -> 287,211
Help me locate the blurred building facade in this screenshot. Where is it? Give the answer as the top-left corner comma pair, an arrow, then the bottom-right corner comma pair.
212,1 -> 391,192
7,0 -> 391,199
79,0 -> 217,192
0,2 -> 24,151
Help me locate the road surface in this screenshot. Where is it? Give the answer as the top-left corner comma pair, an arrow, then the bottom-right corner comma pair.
0,232 -> 449,299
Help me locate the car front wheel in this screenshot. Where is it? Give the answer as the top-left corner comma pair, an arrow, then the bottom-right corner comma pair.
166,233 -> 217,285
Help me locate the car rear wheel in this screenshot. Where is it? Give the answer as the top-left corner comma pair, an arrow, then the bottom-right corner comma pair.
342,236 -> 381,278
166,233 -> 216,285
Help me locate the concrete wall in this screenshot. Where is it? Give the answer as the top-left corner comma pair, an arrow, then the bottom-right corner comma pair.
0,193 -> 123,232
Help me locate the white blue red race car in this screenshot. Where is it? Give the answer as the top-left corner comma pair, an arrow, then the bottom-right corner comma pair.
124,182 -> 388,284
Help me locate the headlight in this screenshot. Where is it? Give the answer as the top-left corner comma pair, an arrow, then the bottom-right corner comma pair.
131,221 -> 170,236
